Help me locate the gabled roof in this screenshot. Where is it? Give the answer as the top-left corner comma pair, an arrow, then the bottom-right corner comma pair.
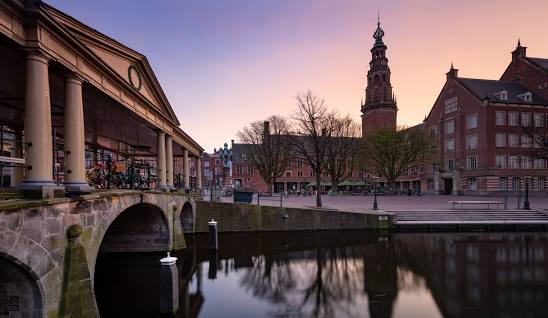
231,143 -> 256,164
456,78 -> 548,105
527,57 -> 548,72
41,2 -> 180,126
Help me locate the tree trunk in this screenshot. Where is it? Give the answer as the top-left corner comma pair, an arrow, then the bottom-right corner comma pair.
331,181 -> 338,196
316,173 -> 322,207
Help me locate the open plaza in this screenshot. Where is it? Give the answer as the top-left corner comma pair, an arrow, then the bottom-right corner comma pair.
216,192 -> 548,212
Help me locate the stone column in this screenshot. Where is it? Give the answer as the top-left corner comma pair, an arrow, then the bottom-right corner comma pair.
165,135 -> 174,190
64,74 -> 91,193
20,51 -> 62,198
157,132 -> 167,190
10,130 -> 24,187
183,149 -> 190,189
196,156 -> 202,189
433,170 -> 441,195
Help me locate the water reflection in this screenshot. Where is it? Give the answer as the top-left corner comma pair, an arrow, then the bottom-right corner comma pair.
94,231 -> 548,318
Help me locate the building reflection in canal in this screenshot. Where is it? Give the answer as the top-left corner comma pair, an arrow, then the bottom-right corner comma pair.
94,231 -> 548,318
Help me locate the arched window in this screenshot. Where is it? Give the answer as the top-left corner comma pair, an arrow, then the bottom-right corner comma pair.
374,75 -> 379,83
382,74 -> 386,82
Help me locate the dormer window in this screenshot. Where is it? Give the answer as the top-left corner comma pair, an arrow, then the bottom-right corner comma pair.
517,92 -> 533,103
494,90 -> 508,101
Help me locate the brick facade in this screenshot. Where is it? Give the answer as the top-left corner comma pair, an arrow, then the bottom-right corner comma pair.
422,42 -> 548,196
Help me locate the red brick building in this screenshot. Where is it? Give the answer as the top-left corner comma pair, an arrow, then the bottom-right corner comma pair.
422,41 -> 548,195
206,29 -> 548,196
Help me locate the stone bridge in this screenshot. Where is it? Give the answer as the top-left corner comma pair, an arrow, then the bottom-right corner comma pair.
0,190 -> 198,318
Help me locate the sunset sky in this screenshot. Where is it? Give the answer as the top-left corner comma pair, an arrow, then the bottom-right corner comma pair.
47,0 -> 548,152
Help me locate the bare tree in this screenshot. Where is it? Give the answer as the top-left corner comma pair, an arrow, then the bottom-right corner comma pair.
522,125 -> 548,160
324,115 -> 361,195
237,115 -> 291,192
290,91 -> 335,207
362,126 -> 432,190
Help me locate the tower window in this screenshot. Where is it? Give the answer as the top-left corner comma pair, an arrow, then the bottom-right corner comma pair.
374,75 -> 379,82
382,74 -> 386,82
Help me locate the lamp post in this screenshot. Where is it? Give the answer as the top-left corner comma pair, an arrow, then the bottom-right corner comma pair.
373,176 -> 380,210
523,177 -> 530,210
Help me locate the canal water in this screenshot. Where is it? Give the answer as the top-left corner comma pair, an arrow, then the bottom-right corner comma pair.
95,231 -> 548,318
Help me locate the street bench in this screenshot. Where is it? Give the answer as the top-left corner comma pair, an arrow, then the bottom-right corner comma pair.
449,200 -> 503,210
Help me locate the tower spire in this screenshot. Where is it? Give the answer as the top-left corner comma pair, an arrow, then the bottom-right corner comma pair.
373,11 -> 385,47
377,10 -> 380,26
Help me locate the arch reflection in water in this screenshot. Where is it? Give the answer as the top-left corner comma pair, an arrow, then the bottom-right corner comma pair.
94,231 -> 548,318
0,256 -> 43,317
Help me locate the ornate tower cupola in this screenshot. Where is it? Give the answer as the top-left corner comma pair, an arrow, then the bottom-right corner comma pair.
361,14 -> 398,137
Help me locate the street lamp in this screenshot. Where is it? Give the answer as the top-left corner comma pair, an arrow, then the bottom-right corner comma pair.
373,176 -> 380,210
523,176 -> 530,210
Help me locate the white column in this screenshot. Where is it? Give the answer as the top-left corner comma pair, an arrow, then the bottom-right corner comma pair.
21,52 -> 57,190
183,149 -> 190,189
157,132 -> 167,190
165,135 -> 174,190
196,156 -> 202,189
64,74 -> 91,193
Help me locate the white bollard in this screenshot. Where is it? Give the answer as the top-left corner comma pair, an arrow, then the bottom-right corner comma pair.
208,219 -> 218,251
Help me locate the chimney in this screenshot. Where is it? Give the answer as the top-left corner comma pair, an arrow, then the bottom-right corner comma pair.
263,121 -> 270,137
231,139 -> 234,149
446,63 -> 458,80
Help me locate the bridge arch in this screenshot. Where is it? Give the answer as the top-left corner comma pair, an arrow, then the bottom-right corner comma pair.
181,201 -> 194,234
0,253 -> 44,317
88,199 -> 172,278
98,202 -> 170,254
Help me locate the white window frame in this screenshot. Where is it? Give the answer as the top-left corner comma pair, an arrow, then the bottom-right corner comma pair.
521,112 -> 531,127
534,113 -> 544,127
466,135 -> 478,149
445,120 -> 455,135
446,159 -> 454,172
495,155 -> 506,169
508,134 -> 518,148
509,112 -> 518,126
466,113 -> 478,129
521,135 -> 531,148
496,111 -> 506,126
521,156 -> 531,169
445,139 -> 455,153
467,156 -> 478,170
496,133 -> 506,147
509,155 -> 519,169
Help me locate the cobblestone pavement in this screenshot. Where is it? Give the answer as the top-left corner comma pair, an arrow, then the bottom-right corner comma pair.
215,193 -> 548,212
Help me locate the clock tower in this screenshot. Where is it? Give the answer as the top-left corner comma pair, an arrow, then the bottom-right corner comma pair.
361,16 -> 398,137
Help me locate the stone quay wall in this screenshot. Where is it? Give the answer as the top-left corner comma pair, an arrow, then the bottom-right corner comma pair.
194,201 -> 394,233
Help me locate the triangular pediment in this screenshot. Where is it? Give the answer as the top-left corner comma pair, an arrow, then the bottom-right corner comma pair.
80,40 -> 162,106
42,4 -> 179,125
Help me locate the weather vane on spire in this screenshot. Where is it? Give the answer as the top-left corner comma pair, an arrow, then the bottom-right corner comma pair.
377,10 -> 380,26
373,10 -> 384,45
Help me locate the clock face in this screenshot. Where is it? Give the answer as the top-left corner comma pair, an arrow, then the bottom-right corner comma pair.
128,65 -> 142,90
